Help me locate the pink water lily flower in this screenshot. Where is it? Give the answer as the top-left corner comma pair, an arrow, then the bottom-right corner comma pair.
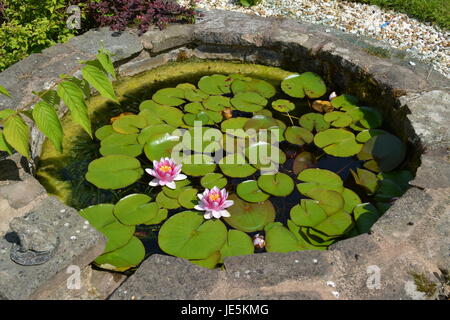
195,187 -> 234,219
145,158 -> 187,190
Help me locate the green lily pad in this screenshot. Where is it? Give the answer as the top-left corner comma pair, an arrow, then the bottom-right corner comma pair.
112,114 -> 147,134
257,173 -> 294,197
221,134 -> 248,154
138,124 -> 176,144
86,155 -> 143,190
184,88 -> 209,102
231,78 -> 276,98
265,223 -> 322,252
374,179 -> 404,201
201,173 -> 227,189
353,203 -> 380,234
182,154 -> 217,176
292,152 -> 316,175
182,127 -> 222,153
219,153 -> 257,178
271,99 -> 295,113
245,142 -> 286,171
236,180 -> 270,202
290,199 -> 328,227
176,83 -> 196,90
377,170 -> 413,191
138,109 -> 164,126
324,111 -> 353,127
183,112 -> 209,126
178,188 -> 199,209
143,208 -> 168,225
203,95 -> 231,112
139,100 -> 184,127
307,189 -> 345,216
281,74 -> 304,98
190,251 -> 221,269
231,92 -> 267,112
220,230 -> 254,263
79,204 -> 134,253
243,115 -> 279,132
94,236 -> 145,272
314,129 -> 362,157
313,210 -> 353,237
156,191 -> 181,209
330,94 -> 359,109
350,168 -> 379,194
356,107 -> 383,129
100,133 -> 143,157
143,132 -> 181,161
158,211 -> 228,260
299,113 -> 330,132
95,125 -> 115,140
113,194 -> 159,226
297,168 -> 344,196
221,117 -> 249,133
284,126 -> 314,146
152,87 -> 185,106
342,188 -> 362,213
162,179 -> 192,198
205,110 -> 223,124
198,74 -> 232,95
356,129 -> 387,143
184,102 -> 205,114
224,194 -> 275,232
357,133 -> 406,172
281,72 -> 326,99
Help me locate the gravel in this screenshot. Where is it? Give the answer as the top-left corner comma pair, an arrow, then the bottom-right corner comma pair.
180,0 -> 450,79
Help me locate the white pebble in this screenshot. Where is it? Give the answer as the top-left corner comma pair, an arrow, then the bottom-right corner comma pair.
313,259 -> 318,264
332,291 -> 340,298
70,236 -> 77,240
64,223 -> 70,227
60,209 -> 66,213
326,281 -> 336,288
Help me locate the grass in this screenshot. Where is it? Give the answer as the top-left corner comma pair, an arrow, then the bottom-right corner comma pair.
345,0 -> 449,29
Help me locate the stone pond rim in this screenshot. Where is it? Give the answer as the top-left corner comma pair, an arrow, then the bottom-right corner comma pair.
0,10 -> 449,300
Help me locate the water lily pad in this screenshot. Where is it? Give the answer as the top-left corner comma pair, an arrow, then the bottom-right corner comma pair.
356,129 -> 387,143
190,251 -> 221,269
231,92 -> 267,112
221,117 -> 249,133
182,127 -> 222,153
100,133 -> 143,157
284,126 -> 314,146
312,100 -> 333,113
350,168 -> 379,194
112,114 -> 147,134
342,188 -> 362,213
307,189 -> 345,216
79,204 -> 134,253
86,155 -> 143,189
299,113 -> 330,132
281,72 -> 326,99
203,95 -> 231,112
184,88 -> 209,102
95,125 -> 115,140
224,194 -> 275,232
220,230 -> 254,263
162,179 -> 192,198
245,142 -> 286,171
313,210 -> 353,237
219,153 -> 257,178
353,203 -> 380,234
156,191 -> 181,209
94,236 -> 145,272
330,94 -> 359,109
265,223 -> 321,252
271,99 -> 295,113
231,78 -> 276,98
138,109 -> 164,126
143,132 -> 181,161
292,152 -> 317,175
152,87 -> 185,106
244,115 -> 279,132
143,208 -> 168,225
357,133 -> 406,172
184,102 -> 205,114
378,170 -> 413,191
290,199 -> 328,227
324,111 -> 353,127
201,173 -> 227,189
314,129 -> 362,157
158,211 -> 228,260
357,107 -> 383,129
182,154 -> 217,176
297,168 -> 344,196
183,112 -> 209,126
281,74 -> 304,98
138,124 -> 177,144
236,180 -> 270,202
374,178 -> 404,201
178,188 -> 199,209
198,74 -> 232,95
139,100 -> 184,127
221,133 -> 248,154
257,173 -> 294,197
114,194 -> 159,226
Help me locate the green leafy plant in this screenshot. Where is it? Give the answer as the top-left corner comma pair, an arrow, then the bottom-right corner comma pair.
238,0 -> 263,7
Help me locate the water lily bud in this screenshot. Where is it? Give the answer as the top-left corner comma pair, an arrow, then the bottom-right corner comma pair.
329,92 -> 337,100
253,234 -> 266,249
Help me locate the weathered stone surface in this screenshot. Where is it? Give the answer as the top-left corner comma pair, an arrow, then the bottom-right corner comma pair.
0,174 -> 46,208
411,150 -> 450,189
39,266 -> 126,300
110,254 -> 220,300
0,197 -> 105,300
141,24 -> 194,52
0,153 -> 31,181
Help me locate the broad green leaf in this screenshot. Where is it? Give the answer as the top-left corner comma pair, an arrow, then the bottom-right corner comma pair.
95,236 -> 145,272
231,78 -> 276,98
271,99 -> 295,113
236,180 -> 270,203
353,203 -> 380,234
152,88 -> 185,106
219,153 -> 257,178
0,85 -> 11,97
231,92 -> 267,112
182,154 -> 217,176
32,100 -> 63,153
297,168 -> 344,196
96,50 -> 116,79
82,64 -> 118,103
3,114 -> 30,158
257,173 -> 295,197
284,126 -> 314,145
299,113 -> 330,132
220,230 -> 254,263
114,194 -> 159,226
314,129 -> 362,157
201,173 -> 227,190
0,129 -> 14,154
290,199 -> 327,227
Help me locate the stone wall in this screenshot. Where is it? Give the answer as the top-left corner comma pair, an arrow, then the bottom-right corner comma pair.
0,10 -> 448,300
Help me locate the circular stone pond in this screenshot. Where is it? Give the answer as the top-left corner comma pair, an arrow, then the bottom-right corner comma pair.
1,10 -> 449,300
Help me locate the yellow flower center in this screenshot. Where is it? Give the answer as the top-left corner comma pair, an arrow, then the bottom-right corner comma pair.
159,165 -> 172,173
209,193 -> 221,201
